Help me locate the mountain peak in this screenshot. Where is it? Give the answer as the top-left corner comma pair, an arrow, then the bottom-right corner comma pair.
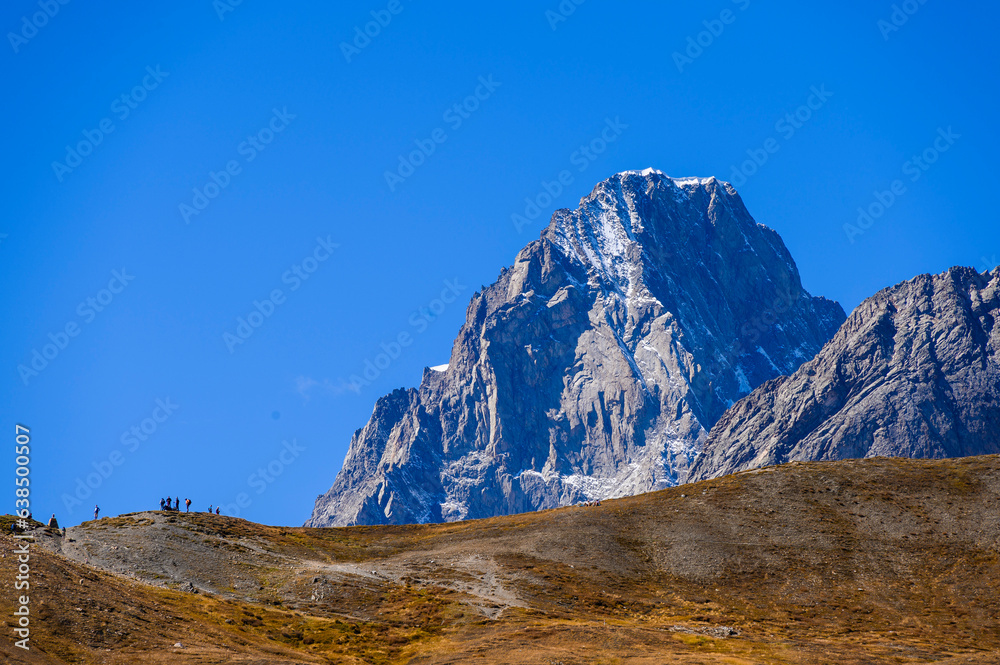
570,170 -> 729,214
541,169 -> 781,302
612,168 -> 720,186
308,171 -> 845,527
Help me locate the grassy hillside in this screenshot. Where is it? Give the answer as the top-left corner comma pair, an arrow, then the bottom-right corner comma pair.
4,455 -> 1000,664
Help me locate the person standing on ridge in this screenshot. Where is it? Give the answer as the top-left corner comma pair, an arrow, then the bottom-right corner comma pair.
208,504 -> 212,514
94,505 -> 99,520
160,498 -> 165,511
185,498 -> 191,512
215,506 -> 220,515
174,497 -> 180,510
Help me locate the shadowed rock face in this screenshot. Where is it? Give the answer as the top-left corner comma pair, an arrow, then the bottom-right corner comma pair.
307,170 -> 845,527
691,267 -> 1000,482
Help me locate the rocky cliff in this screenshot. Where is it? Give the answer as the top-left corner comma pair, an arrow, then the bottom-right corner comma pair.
307,169 -> 845,526
690,267 -> 1000,481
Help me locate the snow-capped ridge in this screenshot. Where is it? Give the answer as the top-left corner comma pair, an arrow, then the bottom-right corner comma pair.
615,169 -> 722,188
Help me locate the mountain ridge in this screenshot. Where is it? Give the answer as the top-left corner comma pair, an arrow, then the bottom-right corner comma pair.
308,169 -> 845,527
690,265 -> 1000,481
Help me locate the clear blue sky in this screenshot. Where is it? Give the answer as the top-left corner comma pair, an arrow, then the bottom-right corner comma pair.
2,1 -> 996,527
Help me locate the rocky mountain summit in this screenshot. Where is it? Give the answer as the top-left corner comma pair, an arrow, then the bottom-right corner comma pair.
308,170 -> 845,526
689,266 -> 1000,481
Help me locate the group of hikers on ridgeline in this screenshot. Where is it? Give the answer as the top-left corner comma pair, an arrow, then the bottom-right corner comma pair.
159,496 -> 220,515
29,498 -> 220,534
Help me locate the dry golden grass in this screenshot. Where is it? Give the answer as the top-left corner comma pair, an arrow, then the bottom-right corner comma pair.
3,455 -> 1000,663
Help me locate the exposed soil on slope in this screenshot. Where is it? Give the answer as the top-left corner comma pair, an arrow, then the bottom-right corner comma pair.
4,455 -> 1000,663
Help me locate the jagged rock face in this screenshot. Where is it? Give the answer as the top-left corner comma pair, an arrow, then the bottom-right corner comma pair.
690,267 -> 1000,482
307,170 -> 845,526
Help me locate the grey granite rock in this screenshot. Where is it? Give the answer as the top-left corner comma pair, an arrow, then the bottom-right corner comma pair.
690,266 -> 1000,481
307,170 -> 845,526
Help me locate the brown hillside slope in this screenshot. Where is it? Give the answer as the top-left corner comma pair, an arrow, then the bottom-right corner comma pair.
5,455 -> 1000,664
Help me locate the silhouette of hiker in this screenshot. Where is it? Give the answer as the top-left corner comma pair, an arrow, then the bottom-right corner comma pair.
94,505 -> 99,520
215,506 -> 220,515
160,498 -> 165,511
174,497 -> 180,510
47,514 -> 58,529
185,498 -> 191,513
208,504 -> 213,514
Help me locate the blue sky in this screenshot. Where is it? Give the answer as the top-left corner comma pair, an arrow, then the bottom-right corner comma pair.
2,1 -> 996,527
